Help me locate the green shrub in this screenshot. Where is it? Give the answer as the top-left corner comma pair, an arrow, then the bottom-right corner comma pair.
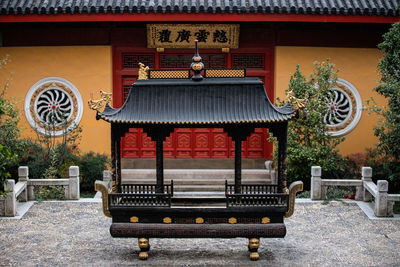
18,139 -> 109,196
79,152 -> 109,193
322,187 -> 350,205
366,22 -> 400,193
271,61 -> 346,190
35,186 -> 65,201
0,54 -> 22,194
296,190 -> 311,198
0,144 -> 14,195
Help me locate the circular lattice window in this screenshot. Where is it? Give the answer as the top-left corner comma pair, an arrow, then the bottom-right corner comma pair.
24,77 -> 83,136
324,78 -> 362,136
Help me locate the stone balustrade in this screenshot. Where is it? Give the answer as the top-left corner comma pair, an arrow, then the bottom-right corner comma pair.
311,166 -> 400,217
1,166 -> 80,217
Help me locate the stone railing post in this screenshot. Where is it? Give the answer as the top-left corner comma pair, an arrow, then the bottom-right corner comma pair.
375,180 -> 389,217
103,170 -> 112,188
361,167 -> 373,202
264,161 -> 277,184
18,166 -> 29,202
4,180 -> 16,216
68,166 -> 80,200
311,166 -> 322,200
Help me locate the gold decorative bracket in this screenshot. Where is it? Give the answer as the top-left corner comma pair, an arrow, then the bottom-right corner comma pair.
94,180 -> 111,218
285,181 -> 304,218
88,91 -> 113,111
286,89 -> 308,110
138,62 -> 149,80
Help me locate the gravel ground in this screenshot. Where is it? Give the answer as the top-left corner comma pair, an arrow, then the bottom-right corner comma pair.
1,201 -> 399,266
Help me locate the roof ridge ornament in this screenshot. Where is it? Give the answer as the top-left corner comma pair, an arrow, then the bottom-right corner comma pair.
138,63 -> 149,80
88,90 -> 113,111
190,40 -> 204,81
285,89 -> 308,110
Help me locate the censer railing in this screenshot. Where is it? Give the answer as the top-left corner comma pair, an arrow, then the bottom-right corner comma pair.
110,182 -> 174,208
225,181 -> 288,207
109,193 -> 171,207
225,182 -> 279,195
120,181 -> 173,195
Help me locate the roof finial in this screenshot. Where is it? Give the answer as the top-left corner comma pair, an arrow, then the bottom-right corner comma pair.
190,40 -> 204,81
138,63 -> 149,80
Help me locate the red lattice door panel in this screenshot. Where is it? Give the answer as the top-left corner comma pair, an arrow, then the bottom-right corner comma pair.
122,128 -> 270,159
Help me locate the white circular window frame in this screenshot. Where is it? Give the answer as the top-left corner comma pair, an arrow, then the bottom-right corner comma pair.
24,77 -> 84,137
327,78 -> 362,137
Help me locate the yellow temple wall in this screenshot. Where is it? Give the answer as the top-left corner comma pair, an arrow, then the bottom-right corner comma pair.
275,46 -> 386,156
0,45 -> 387,157
0,46 -> 112,155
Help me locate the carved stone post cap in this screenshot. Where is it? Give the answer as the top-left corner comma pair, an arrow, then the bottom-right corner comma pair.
311,166 -> 322,177
264,161 -> 273,171
377,180 -> 389,192
5,179 -> 15,191
362,167 -> 372,178
18,166 -> 29,178
103,170 -> 112,181
69,166 -> 79,177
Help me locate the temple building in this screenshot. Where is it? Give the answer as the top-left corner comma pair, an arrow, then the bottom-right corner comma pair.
0,1 -> 398,168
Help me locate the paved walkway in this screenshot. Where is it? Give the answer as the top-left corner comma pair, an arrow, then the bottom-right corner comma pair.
1,201 -> 399,266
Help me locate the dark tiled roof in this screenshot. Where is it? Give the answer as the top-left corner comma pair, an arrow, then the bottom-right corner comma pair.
98,78 -> 296,125
1,0 -> 399,16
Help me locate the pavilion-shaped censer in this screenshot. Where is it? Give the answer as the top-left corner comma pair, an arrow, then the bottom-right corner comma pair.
93,40 -> 303,261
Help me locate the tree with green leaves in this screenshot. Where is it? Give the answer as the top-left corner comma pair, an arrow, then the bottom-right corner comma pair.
368,22 -> 400,188
272,60 -> 346,189
0,55 -> 20,195
373,22 -> 400,160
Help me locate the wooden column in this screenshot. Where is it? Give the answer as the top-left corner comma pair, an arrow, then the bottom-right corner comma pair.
110,123 -> 117,192
277,122 -> 288,192
225,126 -> 254,194
156,137 -> 164,193
116,129 -> 122,192
143,126 -> 173,194
234,139 -> 242,194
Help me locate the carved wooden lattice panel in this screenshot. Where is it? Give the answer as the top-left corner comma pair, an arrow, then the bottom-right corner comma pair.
123,78 -> 137,101
247,129 -> 266,158
122,54 -> 155,69
212,129 -> 229,158
141,133 -> 156,158
194,128 -> 211,158
164,135 -> 174,158
232,54 -> 265,69
121,128 -> 140,158
176,129 -> 192,158
161,54 -> 226,68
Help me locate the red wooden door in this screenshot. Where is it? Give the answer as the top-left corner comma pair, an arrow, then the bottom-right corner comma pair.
114,48 -> 273,159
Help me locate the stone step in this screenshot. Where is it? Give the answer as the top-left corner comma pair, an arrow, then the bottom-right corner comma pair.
173,185 -> 225,192
121,168 -> 275,200
173,191 -> 226,198
123,178 -> 270,185
122,169 -> 274,182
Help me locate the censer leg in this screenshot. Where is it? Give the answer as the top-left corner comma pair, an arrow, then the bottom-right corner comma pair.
248,238 -> 260,261
138,238 -> 150,260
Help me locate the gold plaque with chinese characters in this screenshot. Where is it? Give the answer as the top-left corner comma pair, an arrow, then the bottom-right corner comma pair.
147,24 -> 240,49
